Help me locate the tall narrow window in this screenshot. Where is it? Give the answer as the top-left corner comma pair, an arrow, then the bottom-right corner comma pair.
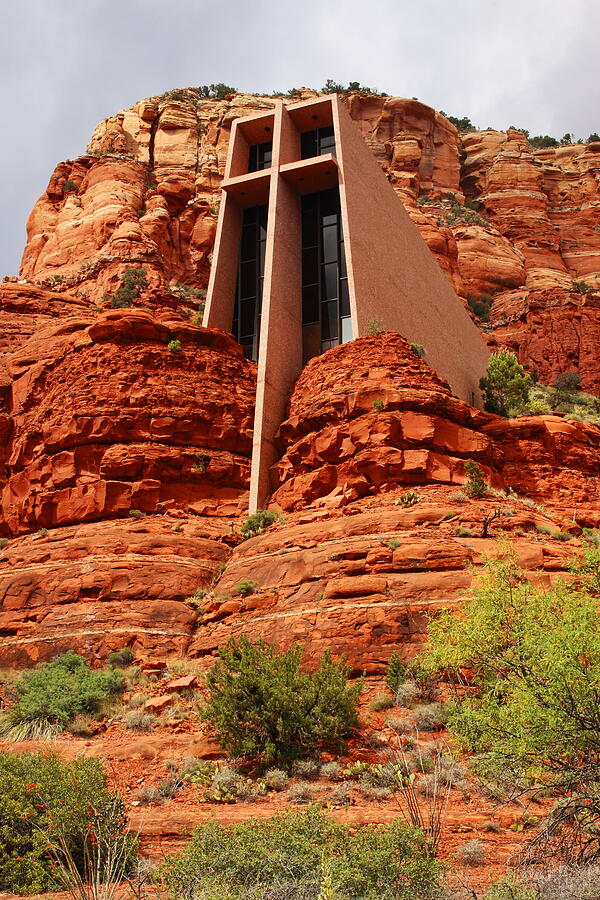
248,141 -> 273,172
301,125 -> 336,159
301,187 -> 350,361
232,205 -> 268,360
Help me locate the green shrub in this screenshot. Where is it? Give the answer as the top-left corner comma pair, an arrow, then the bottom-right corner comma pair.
410,342 -> 426,358
200,636 -> 362,766
455,525 -> 473,537
157,806 -> 442,899
365,317 -> 384,335
241,508 -> 280,539
385,651 -> 407,693
167,338 -> 182,353
0,652 -> 124,740
198,83 -> 236,99
464,460 -> 488,498
420,550 -> 600,861
0,538 -> 8,549
104,267 -> 147,309
480,349 -> 532,416
0,752 -> 135,894
234,579 -> 257,597
128,508 -> 145,519
193,452 -> 210,473
373,397 -> 385,412
107,647 -> 135,668
467,293 -> 493,321
62,178 -> 78,194
553,371 -> 581,393
370,691 -> 394,711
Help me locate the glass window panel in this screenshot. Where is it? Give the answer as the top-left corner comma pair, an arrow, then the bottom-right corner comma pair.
240,299 -> 255,337
341,316 -> 352,344
301,130 -> 318,159
322,225 -> 337,263
320,189 -> 337,218
302,247 -> 319,286
340,278 -> 350,316
240,260 -> 256,299
248,145 -> 258,173
243,206 -> 257,225
321,339 -> 336,352
322,262 -> 338,300
240,226 -> 255,261
258,142 -> 272,169
302,284 -> 319,324
322,300 -> 339,340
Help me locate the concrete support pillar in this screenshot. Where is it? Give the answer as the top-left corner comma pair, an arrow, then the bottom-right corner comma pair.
249,106 -> 303,512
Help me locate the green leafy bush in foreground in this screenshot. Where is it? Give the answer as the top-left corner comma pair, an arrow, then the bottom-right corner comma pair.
201,637 -> 362,766
420,549 -> 600,861
157,806 -> 442,899
0,752 -> 135,895
0,651 -> 125,740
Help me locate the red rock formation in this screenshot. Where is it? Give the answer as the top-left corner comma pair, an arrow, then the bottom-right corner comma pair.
0,515 -> 229,666
272,334 -> 599,518
18,90 -> 600,390
1,308 -> 256,535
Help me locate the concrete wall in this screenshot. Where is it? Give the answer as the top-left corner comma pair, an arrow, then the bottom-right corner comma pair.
333,98 -> 489,406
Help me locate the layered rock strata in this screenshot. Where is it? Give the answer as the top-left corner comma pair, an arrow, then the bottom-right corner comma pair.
0,306 -> 256,535
17,90 -> 600,388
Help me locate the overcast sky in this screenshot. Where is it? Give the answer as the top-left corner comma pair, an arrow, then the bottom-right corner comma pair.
1,0 -> 599,277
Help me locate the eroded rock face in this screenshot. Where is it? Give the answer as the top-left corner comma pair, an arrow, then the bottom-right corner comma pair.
188,493 -> 580,673
272,334 -> 600,520
1,307 -> 257,535
18,90 -> 600,388
0,515 -> 230,666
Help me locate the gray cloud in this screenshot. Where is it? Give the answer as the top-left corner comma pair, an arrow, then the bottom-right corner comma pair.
1,0 -> 598,276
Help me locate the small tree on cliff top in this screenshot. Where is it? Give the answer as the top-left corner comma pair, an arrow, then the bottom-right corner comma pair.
479,349 -> 532,416
200,637 -> 362,766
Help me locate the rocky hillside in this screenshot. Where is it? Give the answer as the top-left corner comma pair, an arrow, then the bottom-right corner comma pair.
16,87 -> 600,390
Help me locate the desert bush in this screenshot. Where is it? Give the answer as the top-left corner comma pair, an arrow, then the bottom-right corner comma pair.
0,652 -> 124,740
480,349 -> 532,416
138,786 -> 164,805
122,710 -> 155,732
167,339 -> 182,354
292,758 -> 321,779
553,371 -> 581,393
0,752 -> 135,894
411,703 -> 448,731
264,768 -> 289,791
370,691 -> 394,711
458,838 -> 485,866
200,636 -> 362,766
234,579 -> 257,597
455,525 -> 473,537
385,651 -> 407,693
156,807 -> 442,898
394,681 -> 421,709
241,508 -> 280,538
464,460 -> 488,498
330,781 -> 352,806
420,550 -> 600,862
395,489 -> 421,507
286,781 -> 319,804
107,647 -> 135,668
320,760 -> 341,780
386,715 -> 414,734
105,267 -> 147,309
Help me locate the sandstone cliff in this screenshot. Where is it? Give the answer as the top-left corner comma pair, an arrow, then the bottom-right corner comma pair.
17,88 -> 600,389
